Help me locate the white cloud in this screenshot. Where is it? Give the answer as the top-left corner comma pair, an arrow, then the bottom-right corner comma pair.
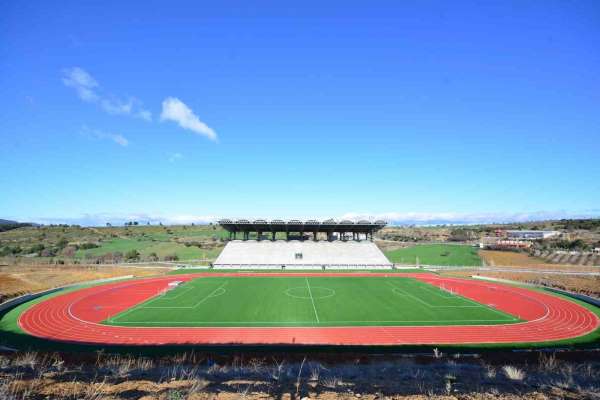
160,97 -> 217,141
339,210 -> 600,225
82,126 -> 129,147
62,67 -> 152,121
62,67 -> 99,102
100,98 -> 133,115
30,213 -> 218,226
21,210 -> 600,227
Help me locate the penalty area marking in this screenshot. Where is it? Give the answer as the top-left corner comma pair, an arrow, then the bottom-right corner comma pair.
110,281 -> 229,321
143,281 -> 229,309
143,287 -> 227,309
388,283 -> 487,309
388,282 -> 520,322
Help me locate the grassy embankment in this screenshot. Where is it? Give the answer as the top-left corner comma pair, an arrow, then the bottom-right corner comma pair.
385,244 -> 482,266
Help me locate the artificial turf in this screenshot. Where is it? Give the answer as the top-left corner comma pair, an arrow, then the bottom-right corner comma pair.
104,276 -> 519,327
385,244 -> 482,266
2,275 -> 599,351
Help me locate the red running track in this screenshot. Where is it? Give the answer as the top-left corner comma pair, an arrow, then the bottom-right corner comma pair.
18,273 -> 599,346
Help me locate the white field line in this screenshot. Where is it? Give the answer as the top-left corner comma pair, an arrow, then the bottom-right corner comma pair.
187,281 -> 228,309
418,284 -> 457,299
405,280 -> 520,322
110,282 -> 197,321
386,281 -> 480,308
305,277 -> 320,323
132,284 -> 191,311
144,288 -> 228,309
284,286 -> 336,300
419,281 -> 521,321
109,296 -> 149,323
142,285 -> 196,307
387,281 -> 517,322
111,318 -> 514,325
112,281 -> 228,320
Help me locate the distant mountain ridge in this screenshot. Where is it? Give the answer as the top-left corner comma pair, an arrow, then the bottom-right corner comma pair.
0,219 -> 36,232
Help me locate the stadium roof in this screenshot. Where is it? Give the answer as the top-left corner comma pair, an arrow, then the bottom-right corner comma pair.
218,219 -> 387,234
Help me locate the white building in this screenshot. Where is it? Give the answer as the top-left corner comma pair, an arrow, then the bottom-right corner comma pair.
506,230 -> 560,240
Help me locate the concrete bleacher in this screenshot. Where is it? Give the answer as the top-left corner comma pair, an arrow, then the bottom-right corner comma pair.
213,240 -> 393,269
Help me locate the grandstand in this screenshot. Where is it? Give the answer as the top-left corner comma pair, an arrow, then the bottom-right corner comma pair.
215,219 -> 392,269
218,219 -> 387,241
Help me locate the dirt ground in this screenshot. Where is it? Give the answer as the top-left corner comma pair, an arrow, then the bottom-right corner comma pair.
479,251 -> 600,272
0,264 -> 169,302
479,251 -> 552,267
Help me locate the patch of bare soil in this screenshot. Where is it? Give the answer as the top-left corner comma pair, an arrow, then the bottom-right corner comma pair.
479,251 -> 599,272
479,251 -> 552,267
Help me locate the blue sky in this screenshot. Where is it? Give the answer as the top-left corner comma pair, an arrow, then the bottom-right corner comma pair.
1,1 -> 599,225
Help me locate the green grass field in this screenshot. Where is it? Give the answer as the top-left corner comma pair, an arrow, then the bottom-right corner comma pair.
385,244 -> 482,266
104,276 -> 518,327
74,238 -> 221,261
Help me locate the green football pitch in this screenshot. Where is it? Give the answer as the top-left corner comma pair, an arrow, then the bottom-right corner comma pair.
105,276 -> 520,327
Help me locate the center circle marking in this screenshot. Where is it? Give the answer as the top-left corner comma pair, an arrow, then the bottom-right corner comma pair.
284,286 -> 336,300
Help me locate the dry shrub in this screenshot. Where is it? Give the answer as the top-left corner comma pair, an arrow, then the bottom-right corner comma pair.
538,353 -> 558,372
322,376 -> 341,389
14,352 -> 38,369
188,378 -> 210,394
309,364 -> 321,383
502,365 -> 526,381
484,364 -> 496,379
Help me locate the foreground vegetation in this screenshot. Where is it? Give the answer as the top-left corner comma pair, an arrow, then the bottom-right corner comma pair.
0,349 -> 598,400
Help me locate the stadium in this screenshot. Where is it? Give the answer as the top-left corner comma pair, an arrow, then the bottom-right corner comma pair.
6,219 -> 600,348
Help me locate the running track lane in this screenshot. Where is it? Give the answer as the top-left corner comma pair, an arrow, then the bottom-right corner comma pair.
18,273 -> 600,346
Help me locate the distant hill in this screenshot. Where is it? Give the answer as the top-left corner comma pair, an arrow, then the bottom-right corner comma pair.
0,219 -> 34,232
